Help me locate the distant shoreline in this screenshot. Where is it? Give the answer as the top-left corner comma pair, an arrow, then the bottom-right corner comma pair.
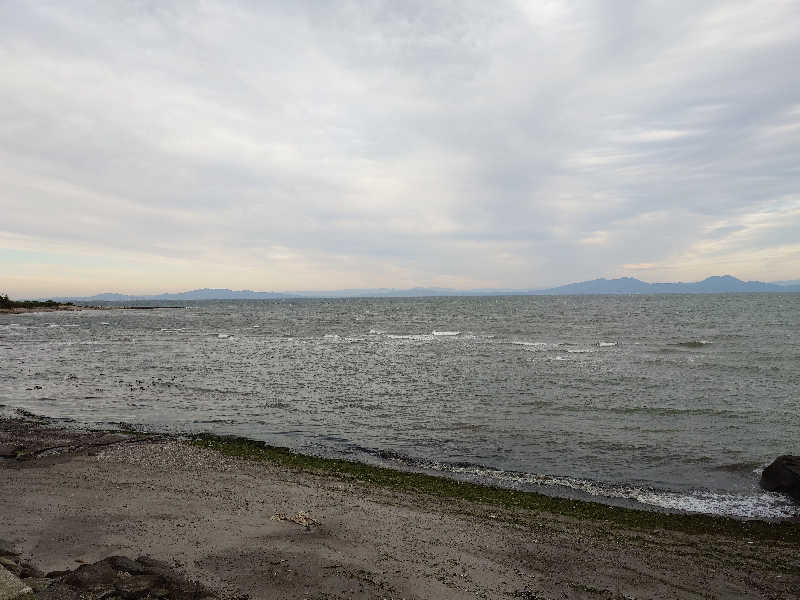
0,305 -> 189,314
0,304 -> 99,314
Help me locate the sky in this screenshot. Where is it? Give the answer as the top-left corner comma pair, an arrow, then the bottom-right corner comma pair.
2,1 -> 799,297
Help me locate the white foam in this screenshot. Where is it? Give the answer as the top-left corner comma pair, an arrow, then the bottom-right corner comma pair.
433,331 -> 460,336
566,348 -> 593,353
387,334 -> 434,341
632,489 -> 796,519
422,462 -> 799,519
369,329 -> 386,335
598,341 -> 617,347
217,333 -> 233,339
323,334 -> 340,339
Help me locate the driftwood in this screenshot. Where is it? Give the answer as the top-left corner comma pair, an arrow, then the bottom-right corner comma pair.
271,511 -> 320,529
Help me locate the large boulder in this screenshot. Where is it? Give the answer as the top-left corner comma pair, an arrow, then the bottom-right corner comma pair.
760,455 -> 800,502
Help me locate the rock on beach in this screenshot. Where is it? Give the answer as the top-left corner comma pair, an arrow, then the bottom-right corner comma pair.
760,455 -> 800,502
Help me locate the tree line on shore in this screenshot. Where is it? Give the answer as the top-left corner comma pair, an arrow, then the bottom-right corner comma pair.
0,293 -> 72,309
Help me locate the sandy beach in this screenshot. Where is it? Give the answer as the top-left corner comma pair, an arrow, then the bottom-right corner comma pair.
1,418 -> 798,600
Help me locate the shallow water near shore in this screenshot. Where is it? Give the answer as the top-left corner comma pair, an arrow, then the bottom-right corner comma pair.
1,294 -> 799,519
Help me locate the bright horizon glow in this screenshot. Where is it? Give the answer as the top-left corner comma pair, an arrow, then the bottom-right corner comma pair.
2,2 -> 800,298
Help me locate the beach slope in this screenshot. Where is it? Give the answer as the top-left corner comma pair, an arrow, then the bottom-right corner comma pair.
1,419 -> 798,599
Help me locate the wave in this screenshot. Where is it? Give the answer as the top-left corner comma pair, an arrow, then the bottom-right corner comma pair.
350,447 -> 797,519
386,334 -> 434,341
674,340 -> 713,348
433,331 -> 460,336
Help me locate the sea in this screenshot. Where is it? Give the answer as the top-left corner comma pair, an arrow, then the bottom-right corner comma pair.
2,294 -> 798,519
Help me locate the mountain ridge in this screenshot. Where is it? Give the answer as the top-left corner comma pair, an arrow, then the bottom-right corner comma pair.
50,275 -> 800,301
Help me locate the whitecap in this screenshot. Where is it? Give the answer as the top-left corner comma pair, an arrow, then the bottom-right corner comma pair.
433,331 -> 460,336
418,461 -> 798,519
598,341 -> 617,347
511,341 -> 550,352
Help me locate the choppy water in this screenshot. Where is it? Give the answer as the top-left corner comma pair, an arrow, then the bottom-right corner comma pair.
2,294 -> 799,519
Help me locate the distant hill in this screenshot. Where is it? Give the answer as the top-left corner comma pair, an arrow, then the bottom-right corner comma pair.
52,275 -> 800,302
55,288 -> 292,302
532,275 -> 800,295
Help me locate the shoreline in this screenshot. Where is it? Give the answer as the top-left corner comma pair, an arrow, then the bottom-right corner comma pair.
6,409 -> 797,524
2,418 -> 799,599
190,433 -> 800,535
5,409 -> 799,525
0,305 -> 190,314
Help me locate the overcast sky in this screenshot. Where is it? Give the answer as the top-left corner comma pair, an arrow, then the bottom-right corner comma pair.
2,1 -> 799,296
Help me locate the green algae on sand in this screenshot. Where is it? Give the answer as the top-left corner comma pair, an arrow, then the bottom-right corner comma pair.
190,433 -> 800,544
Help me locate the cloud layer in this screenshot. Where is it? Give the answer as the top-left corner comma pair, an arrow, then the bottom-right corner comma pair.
2,1 -> 799,295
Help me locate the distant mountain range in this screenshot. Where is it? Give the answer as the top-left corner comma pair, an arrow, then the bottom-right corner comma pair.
531,275 -> 800,295
51,275 -> 800,302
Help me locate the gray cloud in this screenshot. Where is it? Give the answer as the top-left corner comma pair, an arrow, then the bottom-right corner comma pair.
2,1 -> 799,295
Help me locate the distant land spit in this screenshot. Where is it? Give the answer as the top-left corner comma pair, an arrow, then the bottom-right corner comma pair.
49,275 -> 800,302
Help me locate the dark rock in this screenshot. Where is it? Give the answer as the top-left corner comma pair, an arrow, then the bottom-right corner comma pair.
42,555 -> 216,600
45,570 -> 72,578
19,562 -> 45,578
760,455 -> 800,502
38,581 -> 82,600
61,561 -> 118,588
134,556 -> 182,583
104,556 -> 149,576
115,573 -> 166,598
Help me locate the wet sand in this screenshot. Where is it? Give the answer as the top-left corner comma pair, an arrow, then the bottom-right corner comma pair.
1,419 -> 798,599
